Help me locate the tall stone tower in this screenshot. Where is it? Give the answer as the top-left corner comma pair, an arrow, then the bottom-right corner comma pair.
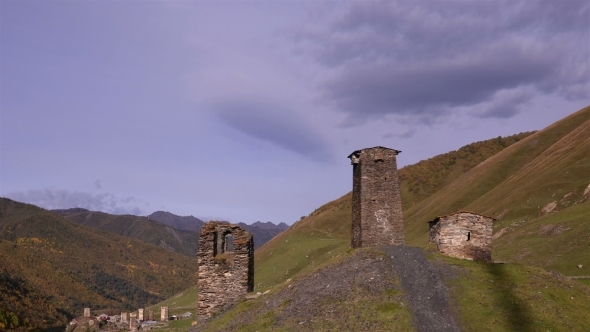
197,222 -> 254,322
348,146 -> 404,248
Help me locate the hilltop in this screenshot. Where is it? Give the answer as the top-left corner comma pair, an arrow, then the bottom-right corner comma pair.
147,106 -> 590,331
193,247 -> 590,331
253,106 -> 590,291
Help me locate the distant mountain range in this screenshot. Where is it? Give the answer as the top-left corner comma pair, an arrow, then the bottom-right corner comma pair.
52,209 -> 198,257
146,211 -> 289,250
51,209 -> 289,254
147,211 -> 204,233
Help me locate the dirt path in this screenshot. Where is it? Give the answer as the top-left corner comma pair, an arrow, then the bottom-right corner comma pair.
191,246 -> 461,331
384,246 -> 461,332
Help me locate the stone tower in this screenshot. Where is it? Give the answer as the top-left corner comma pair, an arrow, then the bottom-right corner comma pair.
348,146 -> 404,248
160,306 -> 168,321
197,222 -> 254,322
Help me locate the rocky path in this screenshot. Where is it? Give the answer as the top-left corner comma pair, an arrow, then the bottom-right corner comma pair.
384,246 -> 461,332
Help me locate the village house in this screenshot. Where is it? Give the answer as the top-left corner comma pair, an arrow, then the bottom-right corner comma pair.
428,211 -> 494,262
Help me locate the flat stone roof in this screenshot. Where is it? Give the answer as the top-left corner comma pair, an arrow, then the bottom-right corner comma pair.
427,210 -> 496,223
347,146 -> 402,158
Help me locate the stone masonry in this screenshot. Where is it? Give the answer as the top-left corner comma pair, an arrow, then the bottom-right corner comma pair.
197,221 -> 254,322
129,312 -> 137,331
160,306 -> 168,322
428,211 -> 494,262
349,146 -> 405,248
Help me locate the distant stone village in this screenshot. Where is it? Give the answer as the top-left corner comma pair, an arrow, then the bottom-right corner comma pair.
76,146 -> 495,331
67,306 -> 186,332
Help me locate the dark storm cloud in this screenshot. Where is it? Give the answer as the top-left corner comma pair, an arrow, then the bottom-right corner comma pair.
215,101 -> 332,162
296,0 -> 590,124
7,188 -> 146,215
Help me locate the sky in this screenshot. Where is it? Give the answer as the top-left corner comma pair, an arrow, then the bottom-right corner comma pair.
1,0 -> 589,224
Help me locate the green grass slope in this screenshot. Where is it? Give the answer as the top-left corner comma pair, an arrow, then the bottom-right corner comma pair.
399,131 -> 533,209
196,249 -> 414,332
253,126 -> 541,290
403,106 -> 590,277
254,193 -> 351,290
0,198 -> 198,331
438,252 -> 590,332
59,211 -> 198,257
195,248 -> 590,332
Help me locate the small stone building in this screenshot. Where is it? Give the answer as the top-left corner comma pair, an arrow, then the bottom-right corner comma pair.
428,211 -> 494,262
197,222 -> 254,321
348,146 -> 404,248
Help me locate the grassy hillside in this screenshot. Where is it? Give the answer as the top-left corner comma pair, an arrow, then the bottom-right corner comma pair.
403,106 -> 590,277
194,248 -> 590,331
0,198 -> 199,331
253,128 -> 544,291
57,210 -> 198,257
399,131 -> 533,209
149,106 -> 589,331
252,106 -> 590,292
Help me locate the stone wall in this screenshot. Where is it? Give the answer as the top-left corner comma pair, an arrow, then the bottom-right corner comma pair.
428,212 -> 494,262
349,146 -> 404,248
197,222 -> 254,321
160,306 -> 168,322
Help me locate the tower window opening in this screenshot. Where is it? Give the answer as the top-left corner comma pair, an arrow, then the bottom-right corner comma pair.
225,234 -> 234,252
467,231 -> 471,241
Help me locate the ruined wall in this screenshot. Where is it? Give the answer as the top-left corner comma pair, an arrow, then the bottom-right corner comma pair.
349,146 -> 404,248
428,212 -> 494,262
197,222 -> 254,321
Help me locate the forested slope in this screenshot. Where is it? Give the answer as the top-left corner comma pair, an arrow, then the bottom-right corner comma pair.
0,198 -> 198,331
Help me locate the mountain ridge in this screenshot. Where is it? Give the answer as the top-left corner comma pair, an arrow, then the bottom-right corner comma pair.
0,198 -> 199,331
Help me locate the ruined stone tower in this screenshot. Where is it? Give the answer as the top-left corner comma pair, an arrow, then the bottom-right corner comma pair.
197,222 -> 254,322
348,146 -> 404,248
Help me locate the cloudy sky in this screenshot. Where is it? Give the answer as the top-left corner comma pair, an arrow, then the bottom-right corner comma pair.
1,0 -> 588,223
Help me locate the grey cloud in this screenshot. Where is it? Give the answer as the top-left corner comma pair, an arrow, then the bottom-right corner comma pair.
383,128 -> 415,139
295,0 -> 589,124
6,188 -> 145,215
215,101 -> 332,162
471,86 -> 536,119
94,179 -> 102,189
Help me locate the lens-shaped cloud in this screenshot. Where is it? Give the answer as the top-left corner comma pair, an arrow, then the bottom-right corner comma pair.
215,100 -> 333,162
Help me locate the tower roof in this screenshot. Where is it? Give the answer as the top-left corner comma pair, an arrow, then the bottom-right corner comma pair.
347,146 -> 402,158
427,211 -> 496,223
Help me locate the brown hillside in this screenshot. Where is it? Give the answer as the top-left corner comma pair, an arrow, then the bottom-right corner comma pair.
0,198 -> 199,331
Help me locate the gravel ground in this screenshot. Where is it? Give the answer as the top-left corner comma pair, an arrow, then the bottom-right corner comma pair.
384,246 -> 461,332
192,246 -> 461,331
